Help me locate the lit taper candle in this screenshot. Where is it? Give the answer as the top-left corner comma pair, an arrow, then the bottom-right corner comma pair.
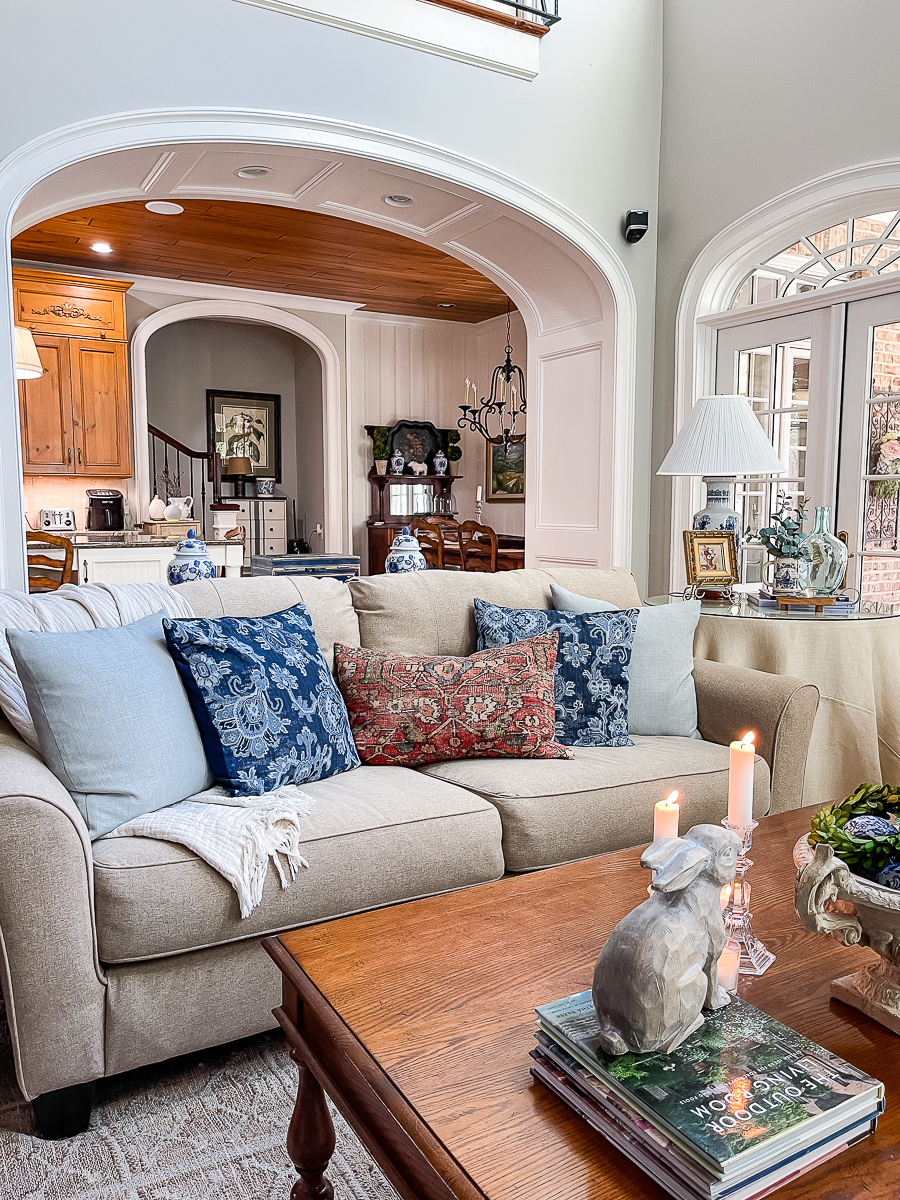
727,730 -> 756,827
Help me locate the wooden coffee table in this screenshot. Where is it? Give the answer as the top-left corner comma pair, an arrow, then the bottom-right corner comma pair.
263,808 -> 900,1200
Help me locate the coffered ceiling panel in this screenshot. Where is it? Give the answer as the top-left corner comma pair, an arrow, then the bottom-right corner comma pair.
170,149 -> 343,202
321,168 -> 481,235
11,199 -> 510,323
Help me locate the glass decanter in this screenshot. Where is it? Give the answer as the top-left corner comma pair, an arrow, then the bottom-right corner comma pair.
799,506 -> 847,595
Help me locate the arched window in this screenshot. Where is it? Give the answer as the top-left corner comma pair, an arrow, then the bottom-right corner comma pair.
732,210 -> 900,308
703,206 -> 900,609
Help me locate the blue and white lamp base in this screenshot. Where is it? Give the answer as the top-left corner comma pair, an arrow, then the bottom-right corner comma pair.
692,476 -> 741,552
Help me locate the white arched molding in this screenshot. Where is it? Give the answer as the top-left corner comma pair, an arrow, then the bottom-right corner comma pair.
0,107 -> 636,589
669,157 -> 900,589
131,301 -> 347,552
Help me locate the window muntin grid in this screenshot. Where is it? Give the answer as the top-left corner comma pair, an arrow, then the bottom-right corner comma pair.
732,212 -> 900,308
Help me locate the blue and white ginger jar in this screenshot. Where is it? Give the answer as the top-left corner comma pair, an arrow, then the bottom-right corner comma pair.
389,449 -> 406,475
433,449 -> 448,477
385,526 -> 426,574
167,529 -> 217,585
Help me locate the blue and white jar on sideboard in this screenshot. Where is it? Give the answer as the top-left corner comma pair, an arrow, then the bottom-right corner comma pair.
433,449 -> 448,477
389,449 -> 406,475
385,526 -> 426,574
167,529 -> 217,585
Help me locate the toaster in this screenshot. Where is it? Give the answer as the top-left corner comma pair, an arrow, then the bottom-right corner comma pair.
40,508 -> 77,533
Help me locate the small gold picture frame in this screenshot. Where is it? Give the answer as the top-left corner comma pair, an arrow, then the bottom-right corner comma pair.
683,529 -> 739,587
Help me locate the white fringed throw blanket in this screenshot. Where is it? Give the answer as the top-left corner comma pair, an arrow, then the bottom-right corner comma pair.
0,581 -> 318,916
108,785 -> 318,918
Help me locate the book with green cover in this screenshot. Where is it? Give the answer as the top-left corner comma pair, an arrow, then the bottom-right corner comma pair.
535,991 -> 883,1178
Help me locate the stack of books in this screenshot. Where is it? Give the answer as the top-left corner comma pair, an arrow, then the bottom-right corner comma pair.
531,991 -> 883,1200
745,588 -> 856,614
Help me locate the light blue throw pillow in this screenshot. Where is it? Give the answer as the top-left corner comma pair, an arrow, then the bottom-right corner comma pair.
473,598 -> 638,748
7,612 -> 213,840
550,583 -> 701,738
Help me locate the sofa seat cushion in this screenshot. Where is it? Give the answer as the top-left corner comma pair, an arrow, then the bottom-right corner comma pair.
418,736 -> 770,871
92,765 -> 504,963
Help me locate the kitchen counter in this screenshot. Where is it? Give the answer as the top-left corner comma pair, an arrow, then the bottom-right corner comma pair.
72,533 -> 239,548
71,535 -> 244,584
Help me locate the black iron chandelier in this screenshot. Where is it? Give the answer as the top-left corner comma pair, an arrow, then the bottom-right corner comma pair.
458,300 -> 526,449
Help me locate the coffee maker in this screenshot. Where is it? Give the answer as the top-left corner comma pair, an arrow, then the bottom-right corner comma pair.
86,489 -> 125,531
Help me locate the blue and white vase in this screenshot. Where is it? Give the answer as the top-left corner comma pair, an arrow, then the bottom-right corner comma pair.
433,449 -> 448,477
692,475 -> 741,552
389,449 -> 406,475
763,555 -> 802,595
256,478 -> 275,496
167,529 -> 217,585
385,526 -> 426,574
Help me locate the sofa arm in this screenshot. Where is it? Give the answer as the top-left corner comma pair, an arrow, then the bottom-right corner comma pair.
693,658 -> 819,815
0,720 -> 106,1099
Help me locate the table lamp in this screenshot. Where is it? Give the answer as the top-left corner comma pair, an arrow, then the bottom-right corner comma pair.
14,327 -> 42,380
656,395 -> 786,548
224,456 -> 254,498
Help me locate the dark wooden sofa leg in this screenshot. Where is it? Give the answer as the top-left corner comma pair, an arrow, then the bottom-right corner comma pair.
31,1080 -> 95,1139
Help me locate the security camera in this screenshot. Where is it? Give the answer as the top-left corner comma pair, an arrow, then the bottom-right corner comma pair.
623,210 -> 649,244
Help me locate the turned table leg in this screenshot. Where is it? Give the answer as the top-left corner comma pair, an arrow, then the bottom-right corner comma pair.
287,1047 -> 336,1200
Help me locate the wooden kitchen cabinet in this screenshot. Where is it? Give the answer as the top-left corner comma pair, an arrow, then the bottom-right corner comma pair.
14,270 -> 133,477
18,335 -> 132,477
13,269 -> 129,341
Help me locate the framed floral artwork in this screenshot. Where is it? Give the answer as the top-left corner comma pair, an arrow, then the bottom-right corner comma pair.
207,390 -> 281,481
486,436 -> 525,502
683,529 -> 739,587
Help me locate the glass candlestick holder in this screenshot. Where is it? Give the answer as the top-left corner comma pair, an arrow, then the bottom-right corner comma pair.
721,818 -> 775,976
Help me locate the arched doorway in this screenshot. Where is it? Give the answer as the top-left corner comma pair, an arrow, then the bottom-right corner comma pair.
0,109 -> 635,590
131,300 -> 345,551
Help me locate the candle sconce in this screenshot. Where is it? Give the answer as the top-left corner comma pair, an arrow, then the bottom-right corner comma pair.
721,818 -> 775,976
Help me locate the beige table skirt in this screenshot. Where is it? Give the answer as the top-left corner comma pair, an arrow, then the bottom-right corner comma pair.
695,614 -> 900,807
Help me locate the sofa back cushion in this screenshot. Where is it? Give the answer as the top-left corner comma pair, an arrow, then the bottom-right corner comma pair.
174,576 -> 360,671
349,568 -> 640,657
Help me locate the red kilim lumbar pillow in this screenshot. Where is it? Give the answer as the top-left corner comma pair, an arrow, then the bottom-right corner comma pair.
334,633 -> 571,767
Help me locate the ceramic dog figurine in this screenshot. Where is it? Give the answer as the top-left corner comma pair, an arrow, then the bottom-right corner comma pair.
592,824 -> 741,1055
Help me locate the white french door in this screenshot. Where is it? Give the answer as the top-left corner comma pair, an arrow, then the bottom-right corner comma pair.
837,293 -> 900,605
715,307 -> 843,582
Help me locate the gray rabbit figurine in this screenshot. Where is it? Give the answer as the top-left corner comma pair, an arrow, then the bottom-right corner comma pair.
592,824 -> 741,1056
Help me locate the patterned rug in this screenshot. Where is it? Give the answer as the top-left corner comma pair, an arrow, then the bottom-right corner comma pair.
0,1002 -> 399,1200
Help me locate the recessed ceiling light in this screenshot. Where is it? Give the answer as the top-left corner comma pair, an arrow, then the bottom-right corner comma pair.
144,200 -> 184,215
91,242 -> 113,254
235,165 -> 273,179
384,194 -> 415,208
437,303 -> 456,309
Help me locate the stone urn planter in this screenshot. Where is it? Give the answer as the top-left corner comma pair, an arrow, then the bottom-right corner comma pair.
794,834 -> 900,1034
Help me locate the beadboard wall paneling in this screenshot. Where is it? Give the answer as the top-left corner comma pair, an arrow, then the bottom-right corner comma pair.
349,311 -> 526,570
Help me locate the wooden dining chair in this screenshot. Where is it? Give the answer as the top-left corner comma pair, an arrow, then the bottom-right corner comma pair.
410,520 -> 445,569
457,520 -> 499,573
26,531 -> 74,592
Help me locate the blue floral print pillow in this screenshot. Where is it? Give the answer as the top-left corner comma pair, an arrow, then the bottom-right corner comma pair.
163,604 -> 360,796
473,598 -> 638,748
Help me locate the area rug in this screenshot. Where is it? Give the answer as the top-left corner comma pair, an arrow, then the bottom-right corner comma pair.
0,1002 -> 399,1200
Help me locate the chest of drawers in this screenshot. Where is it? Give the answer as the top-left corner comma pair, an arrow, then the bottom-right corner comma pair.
232,498 -> 287,565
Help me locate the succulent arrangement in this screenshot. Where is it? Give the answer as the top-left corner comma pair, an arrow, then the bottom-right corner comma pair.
745,490 -> 809,559
809,783 -> 900,880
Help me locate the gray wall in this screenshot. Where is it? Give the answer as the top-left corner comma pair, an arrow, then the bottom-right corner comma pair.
145,318 -> 324,535
650,0 -> 900,593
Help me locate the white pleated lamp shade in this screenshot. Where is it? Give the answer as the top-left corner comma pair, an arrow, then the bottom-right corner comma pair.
657,395 -> 786,477
14,327 -> 43,380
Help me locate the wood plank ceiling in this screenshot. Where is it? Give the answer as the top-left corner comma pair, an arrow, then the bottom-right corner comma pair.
11,200 -> 510,323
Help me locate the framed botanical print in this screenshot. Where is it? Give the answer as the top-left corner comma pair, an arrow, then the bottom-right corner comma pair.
683,529 -> 739,587
486,436 -> 525,502
207,390 -> 281,481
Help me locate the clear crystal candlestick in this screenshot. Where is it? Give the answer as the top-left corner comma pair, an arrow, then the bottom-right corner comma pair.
721,819 -> 775,976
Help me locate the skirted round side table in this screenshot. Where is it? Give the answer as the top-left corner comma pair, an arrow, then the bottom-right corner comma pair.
647,594 -> 900,808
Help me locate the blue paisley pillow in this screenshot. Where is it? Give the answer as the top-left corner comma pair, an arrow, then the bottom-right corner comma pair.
163,604 -> 360,796
473,598 -> 638,747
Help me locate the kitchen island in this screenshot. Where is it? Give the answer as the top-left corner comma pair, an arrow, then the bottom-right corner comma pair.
71,533 -> 244,584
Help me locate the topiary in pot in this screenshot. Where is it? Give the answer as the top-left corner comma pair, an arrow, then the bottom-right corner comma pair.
446,430 -> 462,471
372,427 -> 390,474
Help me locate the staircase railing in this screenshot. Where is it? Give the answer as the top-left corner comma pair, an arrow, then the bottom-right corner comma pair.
423,0 -> 559,32
147,425 -> 210,538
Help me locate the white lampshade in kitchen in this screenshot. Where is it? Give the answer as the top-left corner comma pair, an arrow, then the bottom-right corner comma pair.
14,327 -> 43,380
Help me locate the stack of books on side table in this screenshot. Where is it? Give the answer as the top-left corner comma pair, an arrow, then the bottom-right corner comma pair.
531,991 -> 883,1200
746,588 -> 857,614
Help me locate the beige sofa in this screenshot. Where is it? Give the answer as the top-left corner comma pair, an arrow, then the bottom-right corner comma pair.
0,568 -> 818,1136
